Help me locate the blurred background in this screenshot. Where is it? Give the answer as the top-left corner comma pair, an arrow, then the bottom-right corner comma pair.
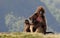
0,0 -> 60,33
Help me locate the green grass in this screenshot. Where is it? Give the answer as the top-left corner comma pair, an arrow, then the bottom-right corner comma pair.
0,32 -> 59,38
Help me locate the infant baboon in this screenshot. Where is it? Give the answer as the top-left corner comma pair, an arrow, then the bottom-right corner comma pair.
24,19 -> 30,32
24,19 -> 36,32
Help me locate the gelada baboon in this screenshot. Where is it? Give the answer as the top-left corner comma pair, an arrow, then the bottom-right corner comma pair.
24,19 -> 30,32
29,6 -> 47,33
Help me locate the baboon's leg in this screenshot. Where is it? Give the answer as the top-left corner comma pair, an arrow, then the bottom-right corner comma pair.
24,26 -> 30,32
30,25 -> 34,32
35,26 -> 44,33
24,28 -> 27,32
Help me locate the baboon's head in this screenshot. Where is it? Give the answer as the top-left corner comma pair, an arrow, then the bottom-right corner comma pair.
24,19 -> 29,24
37,6 -> 45,16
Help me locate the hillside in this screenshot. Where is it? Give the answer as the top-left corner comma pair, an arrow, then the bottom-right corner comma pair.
0,32 -> 59,38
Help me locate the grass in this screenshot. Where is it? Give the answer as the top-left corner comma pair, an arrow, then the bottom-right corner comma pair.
0,32 -> 59,38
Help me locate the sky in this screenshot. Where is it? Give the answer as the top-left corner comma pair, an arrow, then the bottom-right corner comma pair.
0,0 -> 60,33
41,0 -> 60,23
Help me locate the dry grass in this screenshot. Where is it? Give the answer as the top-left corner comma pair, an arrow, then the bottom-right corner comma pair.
0,32 -> 59,38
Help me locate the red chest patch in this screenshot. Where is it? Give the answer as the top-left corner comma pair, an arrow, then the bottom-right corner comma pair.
36,16 -> 43,22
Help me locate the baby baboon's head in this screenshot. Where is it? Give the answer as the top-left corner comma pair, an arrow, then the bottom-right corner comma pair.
24,19 -> 29,24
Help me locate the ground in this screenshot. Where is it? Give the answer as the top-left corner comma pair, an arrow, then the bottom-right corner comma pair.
0,32 -> 59,38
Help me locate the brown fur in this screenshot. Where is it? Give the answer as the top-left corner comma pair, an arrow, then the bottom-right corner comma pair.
24,19 -> 35,32
29,6 -> 47,33
24,19 -> 30,32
